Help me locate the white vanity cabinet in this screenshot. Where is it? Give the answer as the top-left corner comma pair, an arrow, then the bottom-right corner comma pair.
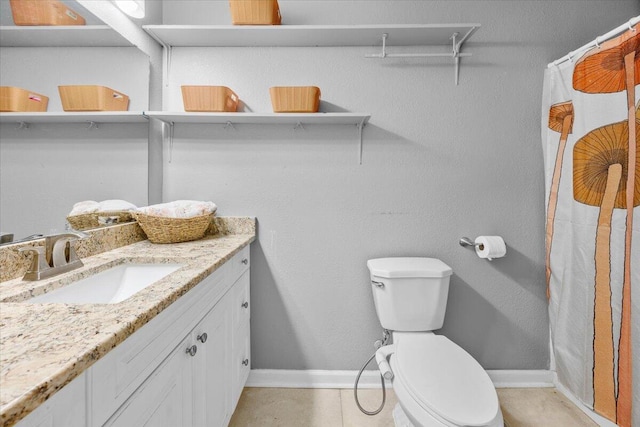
17,246 -> 251,427
99,246 -> 251,427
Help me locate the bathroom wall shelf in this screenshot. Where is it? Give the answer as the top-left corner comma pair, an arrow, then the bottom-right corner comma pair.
143,23 -> 479,85
0,26 -> 134,47
144,112 -> 369,126
143,24 -> 479,48
0,112 -> 148,125
145,112 -> 370,164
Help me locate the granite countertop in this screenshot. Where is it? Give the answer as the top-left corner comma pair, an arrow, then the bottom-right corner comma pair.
0,219 -> 255,426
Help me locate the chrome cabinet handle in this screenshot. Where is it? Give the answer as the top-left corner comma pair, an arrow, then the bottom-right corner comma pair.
186,345 -> 197,357
241,301 -> 249,309
372,280 -> 385,288
242,358 -> 249,366
241,258 -> 248,265
197,333 -> 208,343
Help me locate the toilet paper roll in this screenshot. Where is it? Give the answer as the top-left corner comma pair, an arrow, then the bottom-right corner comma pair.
475,236 -> 507,260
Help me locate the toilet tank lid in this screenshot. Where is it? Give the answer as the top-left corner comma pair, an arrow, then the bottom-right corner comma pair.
367,257 -> 452,278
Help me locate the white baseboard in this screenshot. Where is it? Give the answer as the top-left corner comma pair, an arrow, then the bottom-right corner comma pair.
487,369 -> 554,388
247,369 -> 391,389
246,369 -> 554,389
554,380 -> 617,427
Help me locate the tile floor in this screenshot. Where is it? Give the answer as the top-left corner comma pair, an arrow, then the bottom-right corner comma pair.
229,387 -> 598,427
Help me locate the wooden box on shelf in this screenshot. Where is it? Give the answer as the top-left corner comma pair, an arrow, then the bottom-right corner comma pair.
181,86 -> 239,112
0,86 -> 49,112
229,0 -> 281,25
10,0 -> 86,26
58,85 -> 129,112
269,86 -> 321,113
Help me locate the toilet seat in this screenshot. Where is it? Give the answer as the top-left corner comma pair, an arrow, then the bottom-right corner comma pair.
391,333 -> 500,426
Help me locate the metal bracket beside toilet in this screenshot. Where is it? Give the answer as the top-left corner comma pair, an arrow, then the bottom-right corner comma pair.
459,237 -> 484,251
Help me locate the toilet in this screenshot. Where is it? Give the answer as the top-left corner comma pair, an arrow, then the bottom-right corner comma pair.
367,257 -> 504,427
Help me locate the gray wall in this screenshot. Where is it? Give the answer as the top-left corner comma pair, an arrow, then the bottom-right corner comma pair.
161,0 -> 639,371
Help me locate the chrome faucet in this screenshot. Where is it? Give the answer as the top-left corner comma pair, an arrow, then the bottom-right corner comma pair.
19,231 -> 88,281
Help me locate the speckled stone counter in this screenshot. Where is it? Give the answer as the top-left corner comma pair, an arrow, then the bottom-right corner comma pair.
0,221 -> 147,283
0,217 -> 256,426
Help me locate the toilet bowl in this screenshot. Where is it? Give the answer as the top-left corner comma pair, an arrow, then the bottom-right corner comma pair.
388,332 -> 503,427
367,257 -> 504,427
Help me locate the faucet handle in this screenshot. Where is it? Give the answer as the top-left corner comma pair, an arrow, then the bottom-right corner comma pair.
45,231 -> 88,268
18,246 -> 50,281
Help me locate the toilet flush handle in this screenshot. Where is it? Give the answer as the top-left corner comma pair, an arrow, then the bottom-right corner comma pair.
372,280 -> 385,289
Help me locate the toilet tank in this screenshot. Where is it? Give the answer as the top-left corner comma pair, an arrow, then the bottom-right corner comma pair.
367,257 -> 453,332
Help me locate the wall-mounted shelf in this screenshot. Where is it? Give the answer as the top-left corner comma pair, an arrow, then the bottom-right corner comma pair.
0,112 -> 148,126
0,26 -> 134,47
144,112 -> 369,126
143,24 -> 479,48
144,111 -> 370,164
143,23 -> 479,85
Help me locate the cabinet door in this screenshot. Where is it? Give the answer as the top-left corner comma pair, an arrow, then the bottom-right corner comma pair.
192,292 -> 233,427
232,323 -> 251,408
104,336 -> 193,427
231,271 -> 251,407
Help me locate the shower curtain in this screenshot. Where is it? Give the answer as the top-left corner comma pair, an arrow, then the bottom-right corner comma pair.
542,23 -> 638,426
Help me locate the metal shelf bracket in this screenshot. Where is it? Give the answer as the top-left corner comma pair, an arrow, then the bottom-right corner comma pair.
357,118 -> 366,165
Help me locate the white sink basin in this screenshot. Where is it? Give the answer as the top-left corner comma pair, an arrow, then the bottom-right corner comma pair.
26,263 -> 183,304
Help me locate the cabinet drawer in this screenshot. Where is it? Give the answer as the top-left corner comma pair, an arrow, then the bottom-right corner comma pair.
90,264 -> 231,426
232,323 -> 251,407
232,270 -> 250,329
229,245 -> 250,284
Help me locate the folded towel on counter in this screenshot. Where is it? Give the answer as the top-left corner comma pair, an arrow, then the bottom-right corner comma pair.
98,199 -> 137,212
69,199 -> 138,216
69,200 -> 100,216
136,200 -> 217,219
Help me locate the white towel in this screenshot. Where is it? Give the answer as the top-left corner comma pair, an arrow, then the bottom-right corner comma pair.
98,199 -> 137,212
137,200 -> 217,219
69,200 -> 100,216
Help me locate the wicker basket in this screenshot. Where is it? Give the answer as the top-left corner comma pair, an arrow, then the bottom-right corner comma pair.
0,86 -> 49,112
229,0 -> 281,25
10,0 -> 86,26
269,86 -> 321,113
181,86 -> 239,112
134,212 -> 213,244
67,211 -> 133,230
58,85 -> 130,112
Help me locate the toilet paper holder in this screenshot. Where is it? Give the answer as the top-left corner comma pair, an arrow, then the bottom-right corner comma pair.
459,236 -> 507,261
459,237 -> 484,250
